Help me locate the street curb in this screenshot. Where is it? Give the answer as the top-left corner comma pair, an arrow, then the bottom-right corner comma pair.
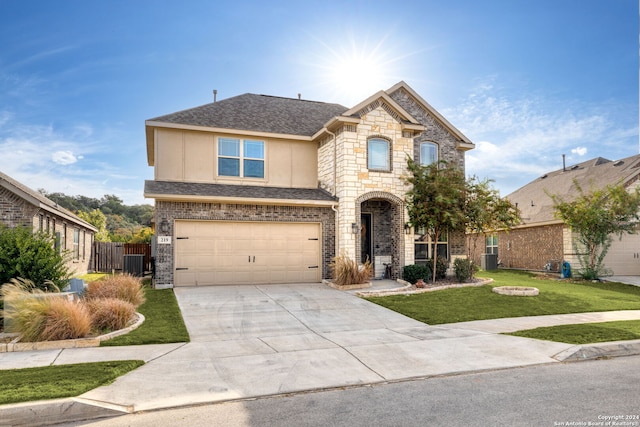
0,397 -> 129,427
553,339 -> 640,361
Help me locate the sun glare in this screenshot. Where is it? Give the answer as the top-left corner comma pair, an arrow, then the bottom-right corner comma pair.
303,31 -> 415,106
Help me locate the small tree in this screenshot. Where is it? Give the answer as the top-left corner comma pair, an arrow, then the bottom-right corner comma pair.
550,180 -> 640,280
0,225 -> 71,290
466,176 -> 521,259
404,160 -> 467,282
77,209 -> 110,242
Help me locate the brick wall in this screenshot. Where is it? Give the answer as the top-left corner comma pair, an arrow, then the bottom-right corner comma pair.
468,224 -> 564,271
154,201 -> 335,287
0,187 -> 37,227
1,187 -> 94,275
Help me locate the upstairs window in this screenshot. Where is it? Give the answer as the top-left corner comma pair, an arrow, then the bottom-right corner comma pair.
367,138 -> 390,171
218,138 -> 265,178
420,142 -> 438,166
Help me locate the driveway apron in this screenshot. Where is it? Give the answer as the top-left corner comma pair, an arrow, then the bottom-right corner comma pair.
79,283 -> 571,412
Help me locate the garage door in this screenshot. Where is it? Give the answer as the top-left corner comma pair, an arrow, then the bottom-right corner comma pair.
174,221 -> 321,286
603,232 -> 640,275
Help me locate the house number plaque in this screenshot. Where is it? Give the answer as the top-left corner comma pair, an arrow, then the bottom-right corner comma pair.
157,236 -> 171,244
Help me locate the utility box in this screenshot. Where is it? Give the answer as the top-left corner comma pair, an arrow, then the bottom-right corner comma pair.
123,254 -> 145,277
481,253 -> 498,271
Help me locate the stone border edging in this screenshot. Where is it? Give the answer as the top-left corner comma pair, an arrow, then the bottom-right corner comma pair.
0,313 -> 145,353
322,280 -> 372,290
492,286 -> 539,296
355,278 -> 494,297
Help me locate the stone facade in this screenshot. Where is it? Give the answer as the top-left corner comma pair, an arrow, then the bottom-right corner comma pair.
154,201 -> 335,286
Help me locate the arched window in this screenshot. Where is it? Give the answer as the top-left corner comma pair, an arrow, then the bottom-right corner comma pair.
420,142 -> 438,166
368,138 -> 390,171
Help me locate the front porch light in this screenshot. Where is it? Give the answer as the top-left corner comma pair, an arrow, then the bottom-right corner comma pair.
351,223 -> 359,234
404,223 -> 412,234
159,219 -> 170,234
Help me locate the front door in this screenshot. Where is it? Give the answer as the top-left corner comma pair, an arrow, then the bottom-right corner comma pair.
360,213 -> 372,263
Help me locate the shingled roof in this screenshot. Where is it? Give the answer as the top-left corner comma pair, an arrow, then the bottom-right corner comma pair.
144,180 -> 337,205
148,93 -> 349,137
507,154 -> 640,225
0,170 -> 97,231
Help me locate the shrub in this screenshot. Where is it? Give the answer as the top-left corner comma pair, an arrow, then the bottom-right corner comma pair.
0,225 -> 71,291
87,298 -> 136,332
330,254 -> 372,286
434,256 -> 448,280
40,298 -> 92,341
84,274 -> 145,308
402,264 -> 431,284
453,258 -> 478,282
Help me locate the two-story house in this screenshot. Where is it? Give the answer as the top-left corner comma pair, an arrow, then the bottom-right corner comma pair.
144,81 -> 474,287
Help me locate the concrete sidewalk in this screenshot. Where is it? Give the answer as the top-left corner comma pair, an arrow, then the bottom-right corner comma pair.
2,283 -> 640,427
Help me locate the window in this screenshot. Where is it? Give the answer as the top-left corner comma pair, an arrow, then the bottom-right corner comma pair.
367,138 -> 390,171
414,227 -> 448,262
73,228 -> 80,260
420,142 -> 438,166
218,138 -> 264,178
486,234 -> 498,255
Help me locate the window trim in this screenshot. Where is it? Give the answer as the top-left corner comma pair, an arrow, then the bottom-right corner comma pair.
217,137 -> 265,179
367,137 -> 391,172
420,141 -> 438,166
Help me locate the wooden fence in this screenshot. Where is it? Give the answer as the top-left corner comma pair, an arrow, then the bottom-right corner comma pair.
92,242 -> 152,273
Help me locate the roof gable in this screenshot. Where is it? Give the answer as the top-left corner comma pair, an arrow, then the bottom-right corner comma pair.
0,170 -> 97,231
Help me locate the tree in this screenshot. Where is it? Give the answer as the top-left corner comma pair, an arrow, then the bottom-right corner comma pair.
130,227 -> 153,244
466,176 -> 521,259
77,209 -> 110,242
0,225 -> 70,290
550,180 -> 640,280
404,160 -> 467,282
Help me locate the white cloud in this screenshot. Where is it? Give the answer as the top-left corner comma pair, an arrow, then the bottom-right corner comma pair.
571,146 -> 588,156
52,150 -> 78,165
445,78 -> 637,195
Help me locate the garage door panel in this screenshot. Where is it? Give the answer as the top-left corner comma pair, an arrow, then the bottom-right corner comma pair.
174,221 -> 321,286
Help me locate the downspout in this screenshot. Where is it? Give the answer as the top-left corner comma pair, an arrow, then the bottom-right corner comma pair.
325,128 -> 338,257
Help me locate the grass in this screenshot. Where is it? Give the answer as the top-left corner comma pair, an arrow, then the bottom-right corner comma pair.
0,360 -> 144,405
366,269 -> 640,325
101,288 -> 190,346
508,320 -> 640,344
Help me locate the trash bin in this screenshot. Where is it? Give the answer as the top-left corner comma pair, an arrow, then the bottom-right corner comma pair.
481,253 -> 498,270
123,254 -> 145,277
561,261 -> 572,278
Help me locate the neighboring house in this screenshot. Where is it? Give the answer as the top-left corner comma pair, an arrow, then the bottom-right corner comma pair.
144,81 -> 475,287
468,154 -> 640,275
0,171 -> 97,276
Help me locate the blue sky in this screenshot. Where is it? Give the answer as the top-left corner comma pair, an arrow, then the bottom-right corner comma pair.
1,0 -> 637,205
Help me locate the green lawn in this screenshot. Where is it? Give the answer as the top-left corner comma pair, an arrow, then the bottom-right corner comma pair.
0,361 -> 144,405
101,288 -> 190,346
366,270 -> 640,325
508,320 -> 640,344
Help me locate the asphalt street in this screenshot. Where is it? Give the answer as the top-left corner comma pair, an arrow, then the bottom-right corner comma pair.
55,355 -> 640,427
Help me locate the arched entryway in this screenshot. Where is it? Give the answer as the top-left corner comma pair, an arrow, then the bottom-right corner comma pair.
355,192 -> 405,279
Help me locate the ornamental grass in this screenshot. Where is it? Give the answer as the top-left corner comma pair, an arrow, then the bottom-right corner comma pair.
330,254 -> 373,286
86,298 -> 136,332
84,274 -> 145,308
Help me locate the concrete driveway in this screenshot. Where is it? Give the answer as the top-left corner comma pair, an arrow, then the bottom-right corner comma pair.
77,283 -> 574,412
